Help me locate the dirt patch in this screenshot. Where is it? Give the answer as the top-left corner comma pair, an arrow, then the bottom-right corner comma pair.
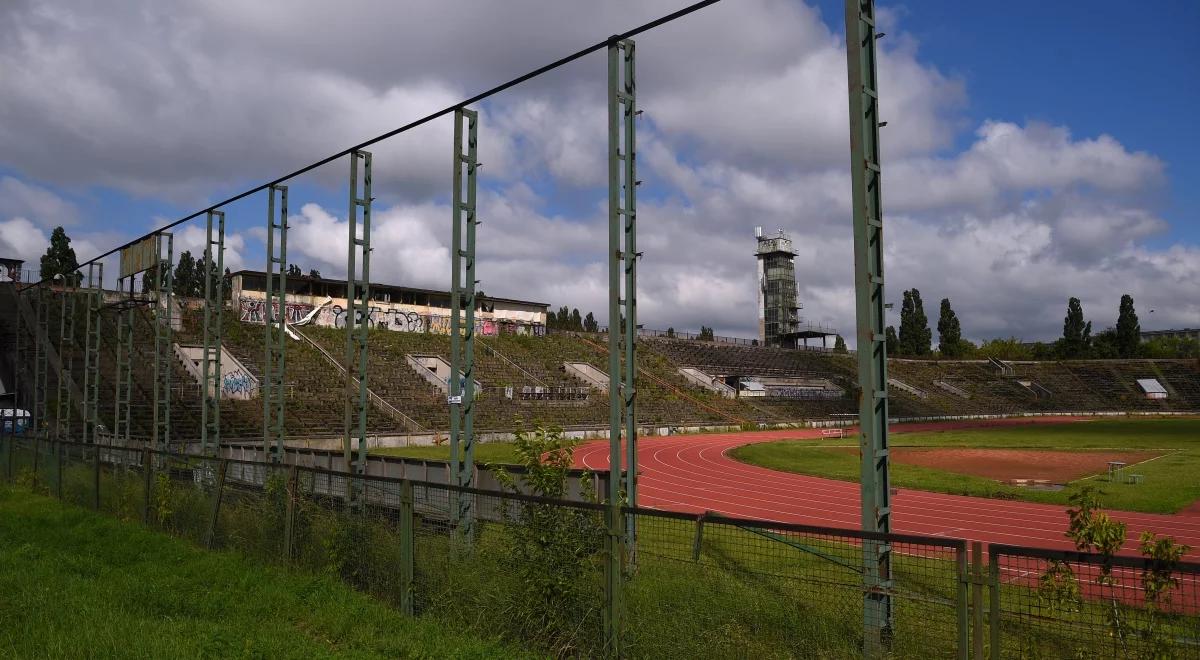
835,447 -> 1164,483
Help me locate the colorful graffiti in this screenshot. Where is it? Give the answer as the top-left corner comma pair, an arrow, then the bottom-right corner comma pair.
241,296 -> 543,336
221,368 -> 258,399
238,297 -> 315,325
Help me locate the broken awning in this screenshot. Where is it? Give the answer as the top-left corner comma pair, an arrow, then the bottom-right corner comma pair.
1136,378 -> 1167,395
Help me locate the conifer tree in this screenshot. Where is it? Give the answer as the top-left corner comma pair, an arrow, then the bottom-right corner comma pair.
39,226 -> 81,285
1115,294 -> 1141,358
937,298 -> 963,357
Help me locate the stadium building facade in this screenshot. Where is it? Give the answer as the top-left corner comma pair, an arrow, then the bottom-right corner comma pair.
230,270 -> 549,337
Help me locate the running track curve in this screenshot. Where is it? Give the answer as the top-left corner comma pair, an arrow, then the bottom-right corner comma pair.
572,417 -> 1200,557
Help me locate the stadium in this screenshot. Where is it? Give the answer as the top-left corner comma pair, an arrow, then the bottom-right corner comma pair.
1,1 -> 1198,658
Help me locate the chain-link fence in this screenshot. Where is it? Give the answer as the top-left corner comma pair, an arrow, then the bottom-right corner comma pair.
3,434 -> 1199,658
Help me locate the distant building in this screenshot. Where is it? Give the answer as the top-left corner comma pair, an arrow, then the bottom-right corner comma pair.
1141,328 -> 1200,343
0,257 -> 25,282
229,270 -> 549,337
754,227 -> 836,349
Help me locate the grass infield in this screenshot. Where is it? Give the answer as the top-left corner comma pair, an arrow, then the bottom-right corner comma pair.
731,418 -> 1200,513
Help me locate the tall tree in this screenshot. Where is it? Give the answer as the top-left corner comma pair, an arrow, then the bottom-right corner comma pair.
583,312 -> 598,333
308,268 -> 322,279
898,289 -> 932,356
174,251 -> 198,297
286,263 -> 302,277
885,325 -> 898,355
569,308 -> 583,331
698,326 -> 714,341
833,335 -> 847,353
39,226 -> 81,285
1115,294 -> 1141,358
1060,297 -> 1092,358
937,298 -> 963,357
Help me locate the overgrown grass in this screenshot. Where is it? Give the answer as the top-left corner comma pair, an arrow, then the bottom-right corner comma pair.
4,438 -> 1197,658
0,486 -> 529,659
731,418 -> 1200,513
372,442 -> 523,465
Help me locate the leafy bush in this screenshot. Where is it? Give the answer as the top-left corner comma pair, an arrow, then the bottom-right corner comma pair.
493,426 -> 607,656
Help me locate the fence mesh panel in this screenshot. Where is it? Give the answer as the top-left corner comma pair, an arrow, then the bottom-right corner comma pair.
991,545 -> 1200,659
626,511 -> 963,658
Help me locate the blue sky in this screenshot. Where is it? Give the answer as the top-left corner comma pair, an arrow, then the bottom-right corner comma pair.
848,0 -> 1199,246
1,1 -> 1197,341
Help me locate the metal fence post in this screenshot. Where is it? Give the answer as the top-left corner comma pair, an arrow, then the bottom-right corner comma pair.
955,544 -> 969,659
205,458 -> 228,549
603,502 -> 625,656
32,434 -> 40,491
92,443 -> 100,510
142,447 -> 153,524
55,440 -> 63,500
283,464 -> 298,564
988,547 -> 1001,658
971,541 -> 984,659
399,479 -> 415,616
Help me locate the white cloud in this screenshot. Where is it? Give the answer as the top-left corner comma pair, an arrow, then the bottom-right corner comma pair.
0,177 -> 80,227
0,0 -> 1192,345
0,217 -> 47,265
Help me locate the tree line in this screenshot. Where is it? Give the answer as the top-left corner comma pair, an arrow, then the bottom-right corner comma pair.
546,306 -> 599,333
886,289 -> 1196,360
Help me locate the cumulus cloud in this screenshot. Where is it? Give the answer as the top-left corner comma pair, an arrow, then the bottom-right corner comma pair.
0,177 -> 80,227
0,0 -> 1192,344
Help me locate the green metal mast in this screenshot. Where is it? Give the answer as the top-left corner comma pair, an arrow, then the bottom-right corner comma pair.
450,107 -> 479,534
12,285 -> 26,446
619,38 -> 639,556
343,150 -> 372,500
112,277 -> 134,446
83,263 -> 103,445
264,184 -> 289,462
32,286 -> 48,439
55,279 -> 76,441
201,210 -> 225,455
152,232 -> 174,452
845,0 -> 893,651
604,35 -> 637,654
607,37 -> 639,528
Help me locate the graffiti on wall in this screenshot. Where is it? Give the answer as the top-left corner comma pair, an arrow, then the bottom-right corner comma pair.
238,298 -> 315,325
240,296 -> 544,336
221,368 -> 258,399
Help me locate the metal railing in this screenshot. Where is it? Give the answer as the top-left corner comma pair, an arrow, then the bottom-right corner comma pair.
3,434 -> 1198,658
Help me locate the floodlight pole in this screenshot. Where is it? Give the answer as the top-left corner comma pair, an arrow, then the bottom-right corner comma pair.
604,35 -> 637,654
112,276 -> 134,446
201,210 -> 225,455
845,0 -> 894,652
83,263 -> 103,445
264,185 -> 289,462
450,107 -> 479,537
54,275 -> 76,442
32,286 -> 48,439
152,232 -> 173,452
343,150 -> 372,505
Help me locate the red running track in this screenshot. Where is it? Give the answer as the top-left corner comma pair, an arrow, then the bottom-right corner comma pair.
572,417 -> 1200,558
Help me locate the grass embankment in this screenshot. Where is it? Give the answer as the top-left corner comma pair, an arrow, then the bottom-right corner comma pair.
731,418 -> 1200,513
373,442 -> 522,465
0,487 -> 528,659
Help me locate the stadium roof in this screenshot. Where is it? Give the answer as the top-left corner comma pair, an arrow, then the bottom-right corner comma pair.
230,269 -> 549,309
